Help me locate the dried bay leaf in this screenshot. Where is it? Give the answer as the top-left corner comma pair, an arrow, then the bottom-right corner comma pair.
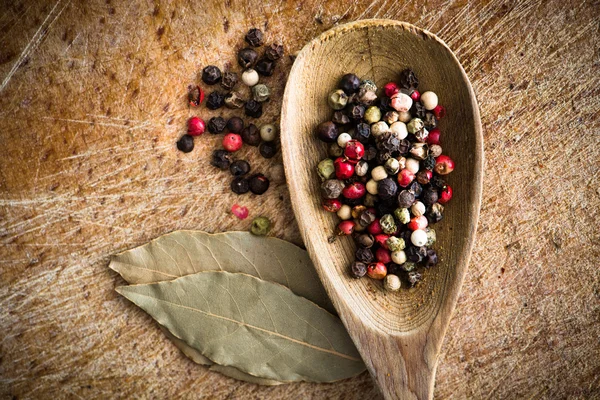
117,271 -> 366,383
109,231 -> 334,313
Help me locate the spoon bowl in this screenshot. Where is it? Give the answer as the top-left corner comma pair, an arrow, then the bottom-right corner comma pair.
281,20 -> 483,399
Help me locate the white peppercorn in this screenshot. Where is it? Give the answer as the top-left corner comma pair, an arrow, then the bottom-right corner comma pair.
337,204 -> 352,220
371,166 -> 388,181
337,132 -> 352,148
384,274 -> 401,292
384,158 -> 400,175
398,111 -> 412,122
355,160 -> 369,176
411,229 -> 428,246
411,201 -> 426,217
430,144 -> 443,157
260,124 -> 278,141
371,121 -> 389,138
391,250 -> 407,265
390,121 -> 408,140
366,179 -> 378,195
420,91 -> 438,110
391,93 -> 413,112
405,158 -> 420,174
241,69 -> 259,86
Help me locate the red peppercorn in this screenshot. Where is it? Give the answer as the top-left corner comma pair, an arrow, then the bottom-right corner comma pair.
337,220 -> 355,236
397,169 -> 415,187
426,128 -> 441,145
439,185 -> 453,204
367,262 -> 387,280
408,215 -> 428,231
434,155 -> 455,175
410,90 -> 421,101
188,85 -> 204,107
374,234 -> 390,249
416,170 -> 433,185
433,105 -> 446,119
322,199 -> 342,212
344,140 -> 365,161
222,133 -> 243,152
187,116 -> 206,136
334,157 -> 355,180
367,219 -> 383,235
231,204 -> 249,220
342,182 -> 366,199
375,247 -> 392,264
384,82 -> 400,97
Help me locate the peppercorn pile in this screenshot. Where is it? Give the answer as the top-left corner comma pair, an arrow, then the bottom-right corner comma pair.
176,28 -> 285,203
315,70 -> 455,291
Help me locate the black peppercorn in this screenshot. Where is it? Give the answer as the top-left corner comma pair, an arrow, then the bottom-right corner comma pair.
421,188 -> 439,205
375,200 -> 396,217
423,112 -> 437,130
176,134 -> 194,153
211,149 -> 231,170
249,174 -> 270,195
376,151 -> 392,165
378,96 -> 393,112
407,270 -> 423,287
355,248 -> 374,263
376,132 -> 401,153
398,139 -> 411,155
387,263 -> 402,276
321,179 -> 344,199
259,141 -> 277,158
241,124 -> 261,146
265,43 -> 284,60
340,73 -> 360,94
430,175 -> 446,189
359,210 -> 376,227
332,111 -> 350,125
245,28 -> 264,47
244,99 -> 263,118
408,181 -> 423,197
238,48 -> 258,68
221,72 -> 238,90
398,190 -> 416,208
202,65 -> 222,85
224,91 -> 245,109
349,104 -> 365,120
422,156 -> 436,171
315,121 -> 338,143
426,203 -> 444,224
350,261 -> 367,278
399,230 -> 412,244
406,246 -> 427,263
356,233 -> 374,248
399,69 -> 419,91
255,58 -> 275,76
377,178 -> 398,200
231,177 -> 250,194
206,91 -> 225,110
412,101 -> 427,119
230,160 -> 251,177
226,117 -> 244,133
355,123 -> 371,143
207,116 -> 227,134
424,249 -> 438,268
363,145 -> 377,161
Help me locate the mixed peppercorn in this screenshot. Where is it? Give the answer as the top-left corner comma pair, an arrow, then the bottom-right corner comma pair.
177,28 -> 282,234
316,70 -> 454,291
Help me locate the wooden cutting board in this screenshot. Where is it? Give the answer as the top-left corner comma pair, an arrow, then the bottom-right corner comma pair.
1,0 -> 599,398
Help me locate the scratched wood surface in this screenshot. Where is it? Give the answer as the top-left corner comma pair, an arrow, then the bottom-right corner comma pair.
0,0 -> 598,399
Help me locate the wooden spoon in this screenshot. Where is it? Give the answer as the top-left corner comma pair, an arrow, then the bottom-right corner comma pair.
281,20 -> 483,399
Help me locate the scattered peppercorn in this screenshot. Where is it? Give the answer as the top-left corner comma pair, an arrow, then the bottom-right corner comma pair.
188,85 -> 204,106
241,124 -> 261,146
245,28 -> 264,47
244,99 -> 263,118
224,91 -> 245,109
332,111 -> 350,125
248,174 -> 270,195
202,65 -> 222,85
250,216 -> 271,236
238,48 -> 258,68
399,69 -> 418,90
265,43 -> 284,60
226,117 -> 244,133
208,116 -> 227,134
350,261 -> 367,278
210,150 -> 231,169
221,72 -> 238,90
206,91 -> 225,109
255,58 -> 275,76
176,134 -> 194,153
259,141 -> 277,159
241,69 -> 260,87
231,177 -> 250,194
230,160 -> 251,177
252,84 -> 270,102
340,73 -> 360,94
316,121 -> 338,143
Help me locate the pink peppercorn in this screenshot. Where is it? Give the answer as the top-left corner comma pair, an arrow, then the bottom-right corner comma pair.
384,82 -> 400,97
322,199 -> 342,212
426,128 -> 441,145
410,90 -> 420,101
187,116 -> 206,136
434,155 -> 455,175
374,234 -> 390,250
408,215 -> 428,231
337,220 -> 356,236
344,140 -> 365,161
222,133 -> 243,152
433,105 -> 446,119
342,182 -> 366,199
367,219 -> 383,235
335,157 -> 355,180
231,204 -> 249,219
375,247 -> 392,264
367,262 -> 387,280
439,185 -> 453,204
397,169 -> 415,187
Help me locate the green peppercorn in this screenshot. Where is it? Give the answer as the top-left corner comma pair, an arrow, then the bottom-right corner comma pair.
317,158 -> 335,181
386,236 -> 406,252
364,106 -> 382,124
425,227 -> 436,246
394,208 -> 411,224
328,89 -> 348,110
400,261 -> 417,272
380,214 -> 397,235
360,79 -> 377,93
328,142 -> 344,157
407,118 -> 424,134
250,216 -> 271,236
384,158 -> 400,175
252,84 -> 270,102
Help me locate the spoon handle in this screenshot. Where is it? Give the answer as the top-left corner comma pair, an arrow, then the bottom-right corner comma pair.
355,329 -> 437,400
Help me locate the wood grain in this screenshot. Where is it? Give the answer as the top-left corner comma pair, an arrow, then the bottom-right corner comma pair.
281,20 -> 483,399
1,1 -> 599,399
